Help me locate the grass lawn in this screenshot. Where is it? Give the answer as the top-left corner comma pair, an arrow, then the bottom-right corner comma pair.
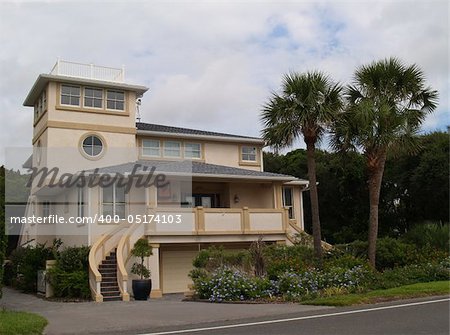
0,310 -> 48,335
302,281 -> 450,306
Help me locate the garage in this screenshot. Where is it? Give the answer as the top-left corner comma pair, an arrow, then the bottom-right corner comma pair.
161,249 -> 198,294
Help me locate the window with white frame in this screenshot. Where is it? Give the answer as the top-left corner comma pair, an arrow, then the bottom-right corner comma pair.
184,143 -> 201,159
282,187 -> 295,219
81,135 -> 103,157
61,85 -> 81,106
163,141 -> 181,157
241,146 -> 257,162
84,87 -> 103,108
77,187 -> 85,218
106,90 -> 125,110
142,139 -> 161,157
42,201 -> 51,218
102,183 -> 126,219
34,90 -> 46,120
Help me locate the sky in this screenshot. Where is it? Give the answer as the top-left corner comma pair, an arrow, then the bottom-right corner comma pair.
0,0 -> 448,165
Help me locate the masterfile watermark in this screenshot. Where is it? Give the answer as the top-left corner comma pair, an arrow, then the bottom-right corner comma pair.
26,163 -> 169,193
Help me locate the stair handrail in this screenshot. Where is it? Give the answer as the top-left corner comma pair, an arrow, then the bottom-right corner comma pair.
287,221 -> 333,250
88,221 -> 130,302
116,220 -> 145,301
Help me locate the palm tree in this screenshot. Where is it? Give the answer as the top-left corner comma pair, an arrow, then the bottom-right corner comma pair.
261,71 -> 343,259
332,58 -> 438,267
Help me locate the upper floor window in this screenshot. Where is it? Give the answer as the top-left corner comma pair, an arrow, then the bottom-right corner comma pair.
106,90 -> 125,110
282,187 -> 294,219
164,141 -> 181,157
184,143 -> 201,159
241,146 -> 257,162
77,187 -> 85,218
61,85 -> 81,106
42,201 -> 51,218
84,87 -> 103,108
102,183 -> 126,219
142,139 -> 161,157
82,135 -> 103,157
34,90 -> 47,120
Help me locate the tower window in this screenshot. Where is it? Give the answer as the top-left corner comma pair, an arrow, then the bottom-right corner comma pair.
82,135 -> 103,157
106,90 -> 125,110
61,85 -> 81,106
84,87 -> 103,108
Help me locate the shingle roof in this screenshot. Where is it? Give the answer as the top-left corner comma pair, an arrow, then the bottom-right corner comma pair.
136,122 -> 262,141
88,160 -> 300,181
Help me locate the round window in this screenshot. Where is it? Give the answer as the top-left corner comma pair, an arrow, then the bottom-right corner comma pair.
82,135 -> 103,157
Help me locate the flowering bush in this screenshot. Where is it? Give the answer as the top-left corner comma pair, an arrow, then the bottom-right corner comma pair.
193,267 -> 276,302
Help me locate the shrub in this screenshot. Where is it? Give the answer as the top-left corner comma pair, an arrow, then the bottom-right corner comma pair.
192,246 -> 250,273
47,246 -> 90,299
403,222 -> 450,251
264,244 -> 315,279
192,266 -> 276,302
9,242 -> 57,292
373,257 -> 450,289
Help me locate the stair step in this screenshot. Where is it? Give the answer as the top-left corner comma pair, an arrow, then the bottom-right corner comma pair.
102,291 -> 120,297
98,264 -> 117,271
101,282 -> 118,288
102,277 -> 117,283
101,260 -> 117,265
103,296 -> 121,302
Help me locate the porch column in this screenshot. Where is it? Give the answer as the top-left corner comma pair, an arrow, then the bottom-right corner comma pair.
148,243 -> 162,298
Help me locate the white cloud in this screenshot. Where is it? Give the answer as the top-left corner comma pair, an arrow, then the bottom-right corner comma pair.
0,0 -> 448,164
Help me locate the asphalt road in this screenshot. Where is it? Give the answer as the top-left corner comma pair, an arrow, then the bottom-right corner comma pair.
138,297 -> 450,335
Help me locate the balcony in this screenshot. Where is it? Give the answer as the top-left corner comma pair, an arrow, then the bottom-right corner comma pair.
50,60 -> 125,83
145,207 -> 290,236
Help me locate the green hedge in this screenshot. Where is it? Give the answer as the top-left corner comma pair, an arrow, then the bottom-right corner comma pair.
47,246 -> 91,299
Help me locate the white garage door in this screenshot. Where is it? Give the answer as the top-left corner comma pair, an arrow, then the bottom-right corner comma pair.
161,250 -> 198,294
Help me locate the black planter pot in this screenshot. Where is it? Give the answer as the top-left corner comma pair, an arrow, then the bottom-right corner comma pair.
132,279 -> 152,300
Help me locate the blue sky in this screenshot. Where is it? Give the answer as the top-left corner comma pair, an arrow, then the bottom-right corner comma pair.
0,0 -> 448,164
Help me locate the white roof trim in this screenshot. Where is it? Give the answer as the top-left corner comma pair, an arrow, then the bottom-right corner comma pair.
137,130 -> 265,144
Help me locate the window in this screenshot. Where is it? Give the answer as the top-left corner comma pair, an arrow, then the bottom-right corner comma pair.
35,141 -> 42,165
184,143 -> 201,159
82,135 -> 103,157
61,85 -> 81,106
84,87 -> 103,108
77,187 -> 85,218
102,183 -> 126,219
34,90 -> 46,120
163,141 -> 181,157
42,201 -> 51,218
241,146 -> 257,162
142,139 -> 161,157
282,187 -> 294,219
106,90 -> 125,110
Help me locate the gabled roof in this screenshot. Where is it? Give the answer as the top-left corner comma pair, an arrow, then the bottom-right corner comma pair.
136,122 -> 264,144
87,160 -> 307,183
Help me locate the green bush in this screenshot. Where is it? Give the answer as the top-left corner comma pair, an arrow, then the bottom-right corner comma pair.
48,246 -> 90,299
192,246 -> 250,272
192,266 -> 274,302
264,244 -> 315,279
9,242 -> 57,292
373,257 -> 450,289
403,222 -> 450,251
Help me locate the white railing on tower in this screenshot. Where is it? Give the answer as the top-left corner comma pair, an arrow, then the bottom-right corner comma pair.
50,59 -> 125,83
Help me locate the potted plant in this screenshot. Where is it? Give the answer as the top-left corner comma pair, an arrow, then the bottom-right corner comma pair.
130,238 -> 153,300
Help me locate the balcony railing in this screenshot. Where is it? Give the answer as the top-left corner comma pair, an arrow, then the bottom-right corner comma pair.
145,207 -> 290,235
50,60 -> 125,83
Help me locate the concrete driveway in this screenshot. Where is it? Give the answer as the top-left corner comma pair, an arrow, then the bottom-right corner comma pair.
0,287 -> 331,335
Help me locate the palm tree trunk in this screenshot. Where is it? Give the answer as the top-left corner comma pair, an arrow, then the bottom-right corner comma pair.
367,152 -> 387,268
305,139 -> 322,259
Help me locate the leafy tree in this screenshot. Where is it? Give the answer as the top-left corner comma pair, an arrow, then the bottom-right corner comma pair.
261,71 -> 343,259
332,58 -> 438,267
